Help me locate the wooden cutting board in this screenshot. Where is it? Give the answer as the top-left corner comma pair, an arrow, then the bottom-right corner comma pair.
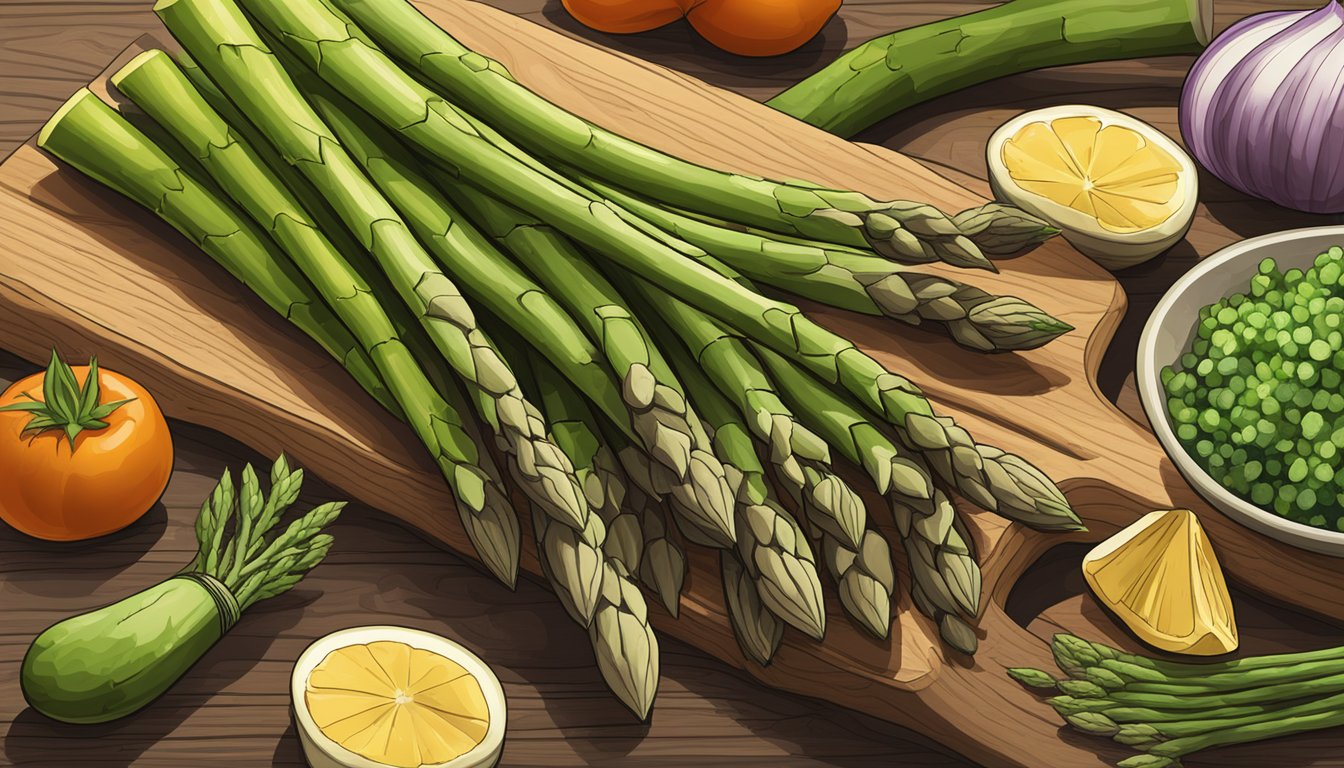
1,6 -> 1339,766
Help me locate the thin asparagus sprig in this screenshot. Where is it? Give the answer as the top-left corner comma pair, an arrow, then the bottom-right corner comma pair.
581,175 -> 1072,352
154,0 -> 593,536
329,0 -> 1063,269
1015,634 -> 1344,767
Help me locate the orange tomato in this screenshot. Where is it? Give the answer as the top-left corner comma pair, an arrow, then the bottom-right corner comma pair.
562,0 -> 839,57
0,363 -> 172,541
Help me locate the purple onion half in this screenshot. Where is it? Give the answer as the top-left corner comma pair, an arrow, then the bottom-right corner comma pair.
1180,1 -> 1344,214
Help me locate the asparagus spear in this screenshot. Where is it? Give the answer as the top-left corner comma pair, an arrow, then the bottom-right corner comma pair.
328,0 -> 1060,267
531,501 -> 607,627
721,551 -> 784,666
582,176 -> 1072,352
153,0 -> 592,534
35,88 -> 392,415
764,0 -> 1209,138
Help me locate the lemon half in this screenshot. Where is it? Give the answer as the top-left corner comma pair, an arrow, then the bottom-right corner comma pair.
292,626 -> 506,768
988,105 -> 1197,270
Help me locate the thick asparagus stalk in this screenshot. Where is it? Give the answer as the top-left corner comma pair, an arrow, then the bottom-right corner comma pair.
583,177 -> 1072,352
765,0 -> 1210,138
721,551 -> 784,666
37,89 -> 525,587
153,0 -> 592,533
36,88 -> 392,415
329,0 -> 1061,268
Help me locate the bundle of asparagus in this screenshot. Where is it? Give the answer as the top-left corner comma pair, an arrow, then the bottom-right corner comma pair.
1011,634 -> 1344,767
37,0 -> 1084,717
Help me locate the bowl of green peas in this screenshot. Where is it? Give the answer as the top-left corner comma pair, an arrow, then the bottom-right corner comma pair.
1138,226 -> 1344,556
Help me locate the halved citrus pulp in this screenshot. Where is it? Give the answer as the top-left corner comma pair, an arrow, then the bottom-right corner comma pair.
292,626 -> 505,768
987,105 -> 1197,269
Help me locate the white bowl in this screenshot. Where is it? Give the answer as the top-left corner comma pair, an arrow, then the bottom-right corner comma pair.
1138,226 -> 1344,556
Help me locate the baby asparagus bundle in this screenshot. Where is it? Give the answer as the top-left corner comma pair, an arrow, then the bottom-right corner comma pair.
22,457 -> 343,724
1012,634 -> 1344,767
37,0 -> 1082,717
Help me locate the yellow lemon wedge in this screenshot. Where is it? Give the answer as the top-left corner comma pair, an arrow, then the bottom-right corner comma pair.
1082,510 -> 1237,656
291,626 -> 506,768
987,105 -> 1197,270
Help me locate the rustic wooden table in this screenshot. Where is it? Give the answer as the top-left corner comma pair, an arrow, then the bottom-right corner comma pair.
3,1 -> 1342,766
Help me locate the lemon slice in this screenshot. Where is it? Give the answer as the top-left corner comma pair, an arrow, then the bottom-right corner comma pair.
1083,510 -> 1237,656
291,626 -> 506,768
987,105 -> 1197,270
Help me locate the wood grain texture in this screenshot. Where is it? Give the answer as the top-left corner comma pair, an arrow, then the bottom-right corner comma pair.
2,1 -> 1342,766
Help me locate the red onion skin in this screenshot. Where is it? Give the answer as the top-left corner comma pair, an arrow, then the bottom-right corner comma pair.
1180,2 -> 1344,214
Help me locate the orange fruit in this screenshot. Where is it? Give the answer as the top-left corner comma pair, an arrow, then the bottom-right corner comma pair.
0,354 -> 172,541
